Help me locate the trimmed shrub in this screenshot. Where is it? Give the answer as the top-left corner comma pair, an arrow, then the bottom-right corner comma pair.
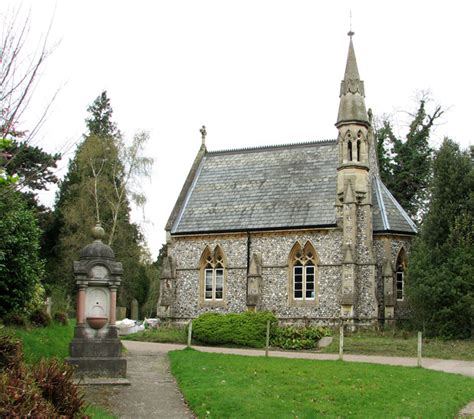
53,311 -> 69,326
30,309 -> 51,327
192,311 -> 277,348
270,326 -> 330,350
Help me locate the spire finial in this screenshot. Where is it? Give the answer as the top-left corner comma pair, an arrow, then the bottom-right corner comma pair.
200,125 -> 207,146
348,10 -> 354,38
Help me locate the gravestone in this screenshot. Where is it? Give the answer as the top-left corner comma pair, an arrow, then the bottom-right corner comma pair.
116,306 -> 127,320
67,224 -> 127,378
45,296 -> 52,316
131,298 -> 139,320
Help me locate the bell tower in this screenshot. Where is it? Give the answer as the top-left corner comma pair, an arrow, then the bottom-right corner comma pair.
336,32 -> 377,321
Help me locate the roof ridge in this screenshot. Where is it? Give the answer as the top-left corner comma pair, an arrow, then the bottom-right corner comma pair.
207,139 -> 336,155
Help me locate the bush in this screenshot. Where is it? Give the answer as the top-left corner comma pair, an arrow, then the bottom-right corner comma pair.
0,369 -> 56,417
0,191 -> 45,318
33,359 -> 85,416
192,311 -> 277,348
0,334 -> 23,371
30,309 -> 51,327
53,311 -> 69,326
270,326 -> 330,350
0,333 -> 85,417
2,311 -> 28,327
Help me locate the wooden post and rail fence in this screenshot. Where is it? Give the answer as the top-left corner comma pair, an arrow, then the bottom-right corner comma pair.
186,319 -> 424,366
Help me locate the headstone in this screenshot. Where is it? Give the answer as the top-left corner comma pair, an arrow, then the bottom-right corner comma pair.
67,224 -> 127,378
116,306 -> 127,320
317,336 -> 333,348
45,297 -> 52,316
131,299 -> 139,320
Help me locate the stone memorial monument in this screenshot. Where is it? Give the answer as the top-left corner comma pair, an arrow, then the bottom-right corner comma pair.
67,224 -> 127,378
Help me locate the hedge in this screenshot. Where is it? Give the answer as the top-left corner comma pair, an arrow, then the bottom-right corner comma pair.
192,311 -> 277,348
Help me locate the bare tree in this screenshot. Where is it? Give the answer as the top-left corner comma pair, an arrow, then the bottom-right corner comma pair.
0,7 -> 58,187
108,131 -> 153,246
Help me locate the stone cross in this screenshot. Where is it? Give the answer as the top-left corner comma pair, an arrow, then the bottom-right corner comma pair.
200,125 -> 207,145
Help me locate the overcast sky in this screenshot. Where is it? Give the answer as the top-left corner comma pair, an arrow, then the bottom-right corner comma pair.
3,1 -> 473,259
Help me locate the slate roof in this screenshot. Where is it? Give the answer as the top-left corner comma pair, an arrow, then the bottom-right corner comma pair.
372,176 -> 418,234
168,140 -> 417,235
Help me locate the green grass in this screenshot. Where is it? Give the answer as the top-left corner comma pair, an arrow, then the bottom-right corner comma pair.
320,330 -> 474,361
169,349 -> 474,419
121,326 -> 188,344
1,321 -> 75,363
84,404 -> 118,418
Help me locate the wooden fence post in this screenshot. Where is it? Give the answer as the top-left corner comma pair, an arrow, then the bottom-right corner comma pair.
265,320 -> 270,357
339,322 -> 344,361
417,331 -> 422,367
187,320 -> 193,348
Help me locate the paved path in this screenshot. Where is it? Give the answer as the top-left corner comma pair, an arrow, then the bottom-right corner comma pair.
82,346 -> 194,419
84,341 -> 474,418
123,340 -> 474,377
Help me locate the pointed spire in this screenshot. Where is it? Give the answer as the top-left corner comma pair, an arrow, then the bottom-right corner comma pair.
336,32 -> 369,127
343,36 -> 360,81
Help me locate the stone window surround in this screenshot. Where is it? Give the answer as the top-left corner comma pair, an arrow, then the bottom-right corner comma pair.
288,241 -> 320,307
198,245 -> 227,308
395,246 -> 407,302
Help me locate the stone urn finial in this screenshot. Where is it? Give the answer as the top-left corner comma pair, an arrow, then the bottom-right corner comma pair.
91,224 -> 105,241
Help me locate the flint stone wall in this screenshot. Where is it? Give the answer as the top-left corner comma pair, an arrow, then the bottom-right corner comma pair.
168,228 -> 379,321
374,235 -> 413,319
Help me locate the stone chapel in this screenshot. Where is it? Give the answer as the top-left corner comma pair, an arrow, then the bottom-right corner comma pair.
158,34 -> 417,326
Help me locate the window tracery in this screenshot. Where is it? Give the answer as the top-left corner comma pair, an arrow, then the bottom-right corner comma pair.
200,246 -> 226,302
289,241 -> 319,302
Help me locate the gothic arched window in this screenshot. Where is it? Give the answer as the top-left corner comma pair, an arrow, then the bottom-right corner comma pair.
348,140 -> 353,161
200,246 -> 226,303
356,140 -> 361,161
395,247 -> 407,301
289,241 -> 319,303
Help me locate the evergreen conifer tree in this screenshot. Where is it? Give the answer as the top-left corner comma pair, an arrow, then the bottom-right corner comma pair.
49,92 -> 154,311
408,139 -> 473,338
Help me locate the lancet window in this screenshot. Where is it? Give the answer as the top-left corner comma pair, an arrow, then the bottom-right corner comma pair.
200,246 -> 226,302
395,247 -> 407,301
289,241 -> 319,302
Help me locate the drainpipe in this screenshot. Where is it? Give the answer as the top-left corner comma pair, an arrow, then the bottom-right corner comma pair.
245,231 -> 251,307
246,231 -> 251,274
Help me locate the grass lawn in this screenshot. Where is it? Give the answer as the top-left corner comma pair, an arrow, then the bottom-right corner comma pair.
320,330 -> 474,361
121,326 -> 188,344
170,349 -> 474,419
2,321 -> 75,363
